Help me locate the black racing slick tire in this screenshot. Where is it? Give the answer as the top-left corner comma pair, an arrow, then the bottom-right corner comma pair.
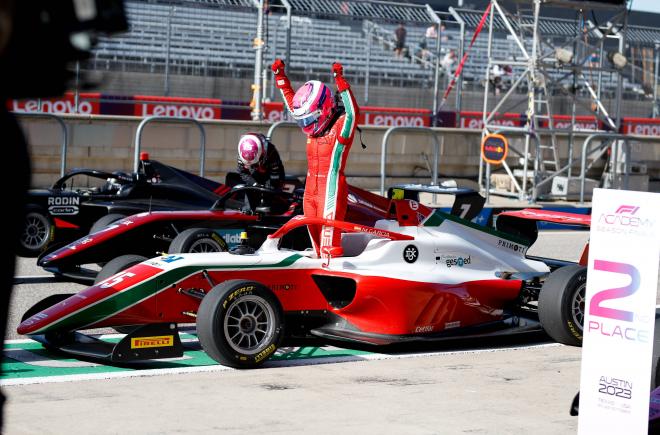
651,313 -> 660,389
538,264 -> 587,347
95,254 -> 148,284
18,205 -> 53,257
197,280 -> 284,369
168,228 -> 228,254
89,213 -> 126,234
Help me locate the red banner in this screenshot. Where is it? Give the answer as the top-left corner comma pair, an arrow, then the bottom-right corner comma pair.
460,111 -> 522,129
621,117 -> 660,136
132,95 -> 222,120
8,93 -> 660,136
540,115 -> 600,131
264,102 -> 432,127
9,92 -> 101,115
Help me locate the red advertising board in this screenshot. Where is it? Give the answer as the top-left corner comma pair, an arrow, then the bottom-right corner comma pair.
9,92 -> 101,115
621,117 -> 660,136
264,102 -> 432,127
460,111 -> 522,129
8,93 -> 660,136
132,95 -> 222,120
542,115 -> 600,131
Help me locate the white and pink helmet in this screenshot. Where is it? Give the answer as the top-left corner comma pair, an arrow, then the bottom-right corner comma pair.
238,133 -> 267,168
292,80 -> 335,136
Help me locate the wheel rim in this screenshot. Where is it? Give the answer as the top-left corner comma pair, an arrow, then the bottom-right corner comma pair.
22,212 -> 50,250
223,295 -> 275,355
188,238 -> 223,253
570,282 -> 586,332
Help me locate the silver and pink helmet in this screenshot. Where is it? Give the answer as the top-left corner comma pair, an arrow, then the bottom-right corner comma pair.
238,133 -> 267,169
292,80 -> 335,136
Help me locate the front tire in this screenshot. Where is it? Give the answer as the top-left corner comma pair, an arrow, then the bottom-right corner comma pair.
538,264 -> 587,347
89,213 -> 126,234
168,228 -> 228,254
95,254 -> 147,335
19,205 -> 53,257
197,280 -> 283,368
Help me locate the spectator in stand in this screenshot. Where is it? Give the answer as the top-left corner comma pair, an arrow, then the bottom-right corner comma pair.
425,23 -> 438,39
441,49 -> 456,75
440,24 -> 450,44
394,23 -> 406,58
490,64 -> 505,96
418,36 -> 429,64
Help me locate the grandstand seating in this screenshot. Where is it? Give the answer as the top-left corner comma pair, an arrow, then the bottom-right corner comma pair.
89,0 -> 654,99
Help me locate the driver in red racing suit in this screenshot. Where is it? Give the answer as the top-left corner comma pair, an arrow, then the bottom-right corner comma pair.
271,59 -> 358,257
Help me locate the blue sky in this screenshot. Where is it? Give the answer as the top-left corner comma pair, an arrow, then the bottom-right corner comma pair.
632,0 -> 660,13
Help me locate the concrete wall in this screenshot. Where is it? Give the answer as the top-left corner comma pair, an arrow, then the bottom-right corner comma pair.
17,114 -> 660,191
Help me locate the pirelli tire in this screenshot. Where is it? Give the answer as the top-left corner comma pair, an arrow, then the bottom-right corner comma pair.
538,264 -> 587,347
168,228 -> 228,254
197,279 -> 284,369
19,205 -> 53,257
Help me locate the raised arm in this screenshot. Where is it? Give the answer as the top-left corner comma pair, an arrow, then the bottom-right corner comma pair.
271,58 -> 295,114
332,62 -> 359,142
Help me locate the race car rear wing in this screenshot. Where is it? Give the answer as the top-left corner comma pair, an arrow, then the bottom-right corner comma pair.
387,182 -> 485,222
495,209 -> 591,246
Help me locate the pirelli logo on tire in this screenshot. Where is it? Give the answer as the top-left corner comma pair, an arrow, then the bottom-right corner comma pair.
130,335 -> 175,349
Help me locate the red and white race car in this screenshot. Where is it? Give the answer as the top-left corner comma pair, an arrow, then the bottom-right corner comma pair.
18,186 -> 591,368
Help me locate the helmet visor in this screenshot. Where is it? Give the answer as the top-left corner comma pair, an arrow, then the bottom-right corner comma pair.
294,110 -> 321,128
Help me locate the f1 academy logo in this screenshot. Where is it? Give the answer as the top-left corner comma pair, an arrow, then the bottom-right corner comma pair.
597,204 -> 655,236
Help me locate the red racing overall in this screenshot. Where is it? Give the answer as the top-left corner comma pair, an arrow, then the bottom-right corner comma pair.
273,62 -> 358,255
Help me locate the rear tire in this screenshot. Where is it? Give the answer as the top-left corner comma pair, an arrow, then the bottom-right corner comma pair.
197,280 -> 283,368
19,205 -> 53,257
89,213 -> 126,234
168,228 -> 228,254
538,264 -> 586,347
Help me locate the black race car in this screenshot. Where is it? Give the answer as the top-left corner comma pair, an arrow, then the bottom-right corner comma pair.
36,183 -> 390,283
21,156 -> 228,257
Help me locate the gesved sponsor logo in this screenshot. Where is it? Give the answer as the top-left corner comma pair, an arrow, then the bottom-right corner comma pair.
437,255 -> 471,268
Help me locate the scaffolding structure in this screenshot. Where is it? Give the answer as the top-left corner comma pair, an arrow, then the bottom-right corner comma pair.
479,0 -> 632,202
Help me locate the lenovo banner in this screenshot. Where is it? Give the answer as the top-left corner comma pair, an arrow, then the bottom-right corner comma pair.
263,102 -> 432,127
578,189 -> 660,434
132,95 -> 221,119
622,118 -> 660,136
9,92 -> 101,115
460,111 -> 523,129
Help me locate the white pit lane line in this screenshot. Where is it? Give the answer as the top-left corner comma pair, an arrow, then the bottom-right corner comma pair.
1,340 -> 563,386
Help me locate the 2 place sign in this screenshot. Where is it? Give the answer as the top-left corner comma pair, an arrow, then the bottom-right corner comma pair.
578,189 -> 660,435
481,133 -> 508,164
